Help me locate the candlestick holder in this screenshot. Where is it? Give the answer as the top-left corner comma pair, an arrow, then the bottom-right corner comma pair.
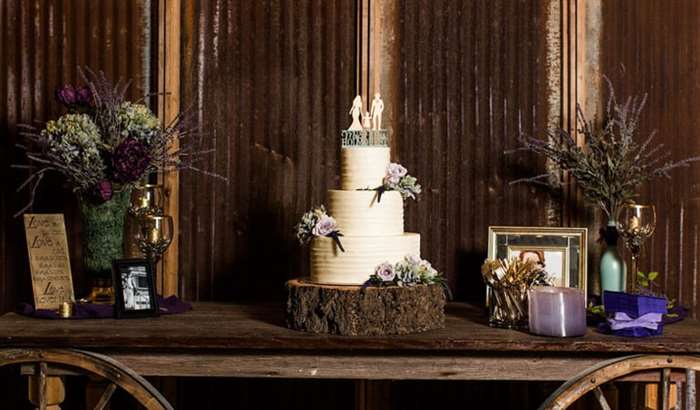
616,204 -> 656,292
135,215 -> 173,267
129,184 -> 165,218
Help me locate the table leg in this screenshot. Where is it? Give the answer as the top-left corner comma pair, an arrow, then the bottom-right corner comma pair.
355,380 -> 391,410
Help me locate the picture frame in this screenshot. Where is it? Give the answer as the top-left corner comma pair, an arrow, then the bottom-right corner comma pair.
486,226 -> 588,304
112,258 -> 159,318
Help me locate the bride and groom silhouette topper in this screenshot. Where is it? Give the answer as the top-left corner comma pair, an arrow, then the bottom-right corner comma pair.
348,93 -> 384,131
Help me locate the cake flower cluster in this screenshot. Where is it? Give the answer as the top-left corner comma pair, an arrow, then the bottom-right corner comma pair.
366,255 -> 445,287
371,163 -> 421,202
295,205 -> 345,252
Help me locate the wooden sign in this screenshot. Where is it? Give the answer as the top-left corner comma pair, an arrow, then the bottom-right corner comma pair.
23,214 -> 75,310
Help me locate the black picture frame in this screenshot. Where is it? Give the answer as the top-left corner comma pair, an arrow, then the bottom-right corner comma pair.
112,258 -> 159,318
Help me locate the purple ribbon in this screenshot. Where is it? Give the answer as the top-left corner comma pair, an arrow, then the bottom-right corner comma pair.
608,312 -> 662,331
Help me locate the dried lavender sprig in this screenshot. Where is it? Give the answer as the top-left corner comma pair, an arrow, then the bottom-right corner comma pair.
511,77 -> 700,219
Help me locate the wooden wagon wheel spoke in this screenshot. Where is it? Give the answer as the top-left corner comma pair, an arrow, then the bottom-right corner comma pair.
539,355 -> 700,410
659,368 -> 671,410
0,348 -> 173,410
93,382 -> 117,410
687,369 -> 697,410
38,361 -> 48,410
592,387 -> 611,410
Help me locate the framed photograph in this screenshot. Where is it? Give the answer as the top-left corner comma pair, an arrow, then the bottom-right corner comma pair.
487,226 -> 588,303
112,259 -> 159,318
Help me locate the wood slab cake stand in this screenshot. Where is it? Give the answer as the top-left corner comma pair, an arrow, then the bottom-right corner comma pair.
285,278 -> 446,336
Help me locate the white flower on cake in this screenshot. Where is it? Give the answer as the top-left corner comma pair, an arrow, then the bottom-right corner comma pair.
366,255 -> 446,292
312,215 -> 338,237
295,205 -> 345,252
375,262 -> 396,282
384,163 -> 407,185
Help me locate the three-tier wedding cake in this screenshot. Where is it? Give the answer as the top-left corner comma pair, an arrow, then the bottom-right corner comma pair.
308,94 -> 422,285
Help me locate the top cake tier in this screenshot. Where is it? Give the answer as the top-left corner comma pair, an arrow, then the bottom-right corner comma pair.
340,147 -> 390,190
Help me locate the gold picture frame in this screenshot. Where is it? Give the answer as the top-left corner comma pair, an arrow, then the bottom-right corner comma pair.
486,226 -> 588,304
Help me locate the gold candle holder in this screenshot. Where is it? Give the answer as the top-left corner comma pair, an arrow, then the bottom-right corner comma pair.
58,302 -> 73,319
129,184 -> 165,218
136,215 -> 174,264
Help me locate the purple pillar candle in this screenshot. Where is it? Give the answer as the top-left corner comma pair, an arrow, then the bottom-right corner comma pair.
528,287 -> 586,337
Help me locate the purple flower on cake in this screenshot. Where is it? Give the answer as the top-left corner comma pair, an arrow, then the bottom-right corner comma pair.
365,162 -> 420,202
312,215 -> 338,237
111,137 -> 151,182
366,256 -> 446,290
375,262 -> 396,282
384,163 -> 407,185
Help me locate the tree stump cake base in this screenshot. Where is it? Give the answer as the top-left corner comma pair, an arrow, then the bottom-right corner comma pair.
285,278 -> 446,336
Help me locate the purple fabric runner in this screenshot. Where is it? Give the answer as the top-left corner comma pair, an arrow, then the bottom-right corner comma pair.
16,295 -> 192,319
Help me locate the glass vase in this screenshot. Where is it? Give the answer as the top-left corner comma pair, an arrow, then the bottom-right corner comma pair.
79,188 -> 132,303
487,285 -> 529,329
600,222 -> 627,297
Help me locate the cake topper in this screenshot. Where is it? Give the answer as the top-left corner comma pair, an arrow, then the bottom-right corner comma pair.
362,111 -> 372,129
348,95 -> 363,130
370,93 -> 384,130
341,93 -> 389,147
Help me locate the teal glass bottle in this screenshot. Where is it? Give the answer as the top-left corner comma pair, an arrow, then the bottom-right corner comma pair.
600,222 -> 627,294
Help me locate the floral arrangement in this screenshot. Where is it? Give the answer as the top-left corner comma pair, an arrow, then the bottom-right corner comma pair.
366,163 -> 421,202
365,255 -> 446,288
14,68 -> 220,216
295,205 -> 344,251
511,78 -> 700,220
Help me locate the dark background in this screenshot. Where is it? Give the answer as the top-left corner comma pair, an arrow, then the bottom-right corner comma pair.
2,0 -> 700,409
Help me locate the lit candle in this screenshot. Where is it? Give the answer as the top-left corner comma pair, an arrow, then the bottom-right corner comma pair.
528,287 -> 586,337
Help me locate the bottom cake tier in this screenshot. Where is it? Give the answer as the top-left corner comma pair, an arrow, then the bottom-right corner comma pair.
310,233 -> 421,285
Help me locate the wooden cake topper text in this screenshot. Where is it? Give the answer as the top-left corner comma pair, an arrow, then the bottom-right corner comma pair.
23,214 -> 75,310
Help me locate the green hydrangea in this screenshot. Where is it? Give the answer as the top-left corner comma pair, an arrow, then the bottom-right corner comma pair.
117,102 -> 159,143
41,114 -> 105,187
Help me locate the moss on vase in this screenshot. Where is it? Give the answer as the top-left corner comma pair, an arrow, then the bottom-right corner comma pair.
79,189 -> 131,279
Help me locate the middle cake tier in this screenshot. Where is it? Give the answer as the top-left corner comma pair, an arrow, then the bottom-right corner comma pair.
327,190 -> 404,236
310,233 -> 421,285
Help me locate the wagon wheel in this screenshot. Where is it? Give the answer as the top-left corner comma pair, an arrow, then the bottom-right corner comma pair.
0,348 -> 173,410
539,355 -> 699,410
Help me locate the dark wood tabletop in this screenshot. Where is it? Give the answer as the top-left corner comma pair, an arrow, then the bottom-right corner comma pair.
1,302 -> 699,354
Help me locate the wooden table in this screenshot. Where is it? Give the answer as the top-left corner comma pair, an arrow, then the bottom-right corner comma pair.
1,302 -> 699,383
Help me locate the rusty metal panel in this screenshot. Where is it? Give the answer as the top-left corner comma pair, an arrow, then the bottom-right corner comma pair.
0,0 -> 153,312
395,0 -> 557,302
600,1 -> 700,318
178,0 -> 357,301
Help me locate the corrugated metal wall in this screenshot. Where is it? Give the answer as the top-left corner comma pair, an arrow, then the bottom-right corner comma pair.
178,0 -> 357,301
177,0 -> 559,306
395,0 -> 557,303
601,1 -> 700,319
0,0 -> 153,312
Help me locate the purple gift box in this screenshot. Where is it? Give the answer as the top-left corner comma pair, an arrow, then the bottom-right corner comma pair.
603,291 -> 667,337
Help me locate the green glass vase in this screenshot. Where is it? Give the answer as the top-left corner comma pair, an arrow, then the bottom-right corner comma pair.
79,188 -> 132,302
600,221 -> 627,296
